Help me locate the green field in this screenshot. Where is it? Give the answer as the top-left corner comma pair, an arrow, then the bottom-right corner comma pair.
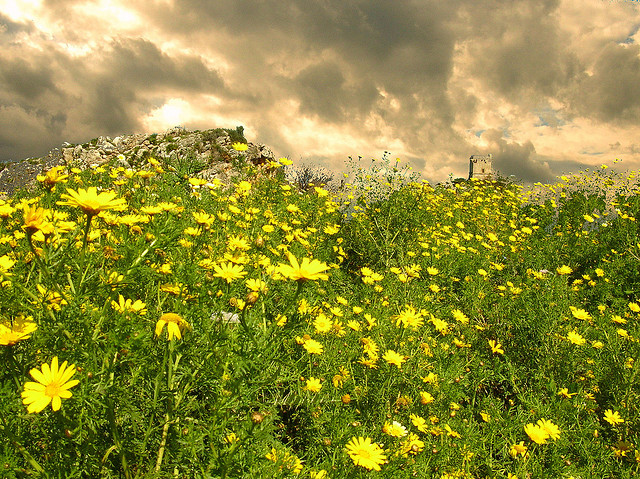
1,151 -> 639,478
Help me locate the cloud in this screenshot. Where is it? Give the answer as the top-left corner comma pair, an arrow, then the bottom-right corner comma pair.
480,129 -> 556,183
1,0 -> 639,185
462,0 -> 580,103
568,43 -> 640,124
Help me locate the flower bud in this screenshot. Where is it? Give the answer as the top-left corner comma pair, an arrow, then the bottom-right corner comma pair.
251,411 -> 265,424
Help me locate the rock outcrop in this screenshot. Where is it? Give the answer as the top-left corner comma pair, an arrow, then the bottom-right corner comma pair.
0,126 -> 277,197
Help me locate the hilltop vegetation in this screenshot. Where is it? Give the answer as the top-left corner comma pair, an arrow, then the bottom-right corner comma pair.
0,148 -> 639,478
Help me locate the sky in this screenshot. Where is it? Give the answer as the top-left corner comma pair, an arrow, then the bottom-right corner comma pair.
1,0 -> 640,184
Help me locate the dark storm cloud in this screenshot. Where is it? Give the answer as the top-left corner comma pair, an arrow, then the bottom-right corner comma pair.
292,61 -> 381,123
461,0 -> 580,104
103,38 -> 225,92
482,129 -> 555,183
2,0 -> 639,182
0,33 -> 228,161
71,38 -> 227,133
0,55 -> 60,101
138,0 -> 460,144
569,43 -> 640,124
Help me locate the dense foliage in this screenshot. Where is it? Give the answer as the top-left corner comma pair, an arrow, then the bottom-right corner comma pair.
0,152 -> 639,478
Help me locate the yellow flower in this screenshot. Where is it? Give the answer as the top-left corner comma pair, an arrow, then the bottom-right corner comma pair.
382,421 -> 408,437
567,330 -> 586,345
422,372 -> 439,384
302,338 -> 324,355
0,254 -> 16,275
556,265 -> 573,275
394,305 -> 424,329
212,262 -> 247,283
629,302 -> 640,313
345,436 -> 387,471
314,313 -> 333,333
277,254 -> 330,282
235,180 -> 252,195
227,235 -> 251,251
192,211 -> 215,228
231,142 -> 248,151
557,388 -> 576,399
304,377 -> 322,392
57,187 -> 127,216
324,224 -> 340,235
429,316 -> 449,335
570,306 -> 592,321
111,295 -> 147,315
0,315 -> 37,345
265,448 -> 303,474
420,391 -> 435,404
22,205 -> 48,234
410,414 -> 429,433
452,309 -> 469,324
524,423 -> 548,444
510,441 -> 528,457
537,418 -> 560,440
155,313 -> 190,341
245,278 -> 267,293
399,433 -> 424,456
224,432 -> 239,444
488,339 -> 504,355
21,357 -> 79,413
382,349 -> 406,368
603,409 -> 624,426
37,165 -> 69,188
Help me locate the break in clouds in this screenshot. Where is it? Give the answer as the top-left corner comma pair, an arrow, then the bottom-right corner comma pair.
1,0 -> 640,183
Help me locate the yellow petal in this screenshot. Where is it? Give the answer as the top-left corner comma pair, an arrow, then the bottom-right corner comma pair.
29,368 -> 47,384
59,379 -> 79,391
155,320 -> 165,337
58,363 -> 77,384
23,381 -> 46,392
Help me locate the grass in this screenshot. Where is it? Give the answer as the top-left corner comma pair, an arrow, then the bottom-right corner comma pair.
0,151 -> 639,479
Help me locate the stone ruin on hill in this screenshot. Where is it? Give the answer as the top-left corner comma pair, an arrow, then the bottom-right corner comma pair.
0,126 -> 277,197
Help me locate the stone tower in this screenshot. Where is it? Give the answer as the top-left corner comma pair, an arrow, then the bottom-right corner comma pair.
468,154 -> 493,180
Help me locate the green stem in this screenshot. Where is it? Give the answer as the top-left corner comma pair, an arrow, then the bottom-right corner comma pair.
105,351 -> 132,479
4,347 -> 23,389
238,308 -> 259,349
282,281 -> 305,323
76,214 -> 94,294
219,422 -> 257,479
0,422 -> 46,476
155,340 -> 178,473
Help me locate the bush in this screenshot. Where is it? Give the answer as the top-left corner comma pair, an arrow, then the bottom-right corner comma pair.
0,156 -> 639,478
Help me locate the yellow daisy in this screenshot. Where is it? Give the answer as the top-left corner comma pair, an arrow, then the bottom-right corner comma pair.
0,316 -> 38,345
212,262 -> 247,283
21,357 -> 79,413
57,187 -> 127,216
155,313 -> 190,341
276,254 -> 330,282
382,349 -> 406,368
345,436 -> 387,471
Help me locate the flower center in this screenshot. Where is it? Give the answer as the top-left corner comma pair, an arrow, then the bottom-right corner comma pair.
357,448 -> 371,460
45,381 -> 62,398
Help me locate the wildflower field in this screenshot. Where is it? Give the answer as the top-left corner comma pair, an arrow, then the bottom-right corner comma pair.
0,148 -> 639,479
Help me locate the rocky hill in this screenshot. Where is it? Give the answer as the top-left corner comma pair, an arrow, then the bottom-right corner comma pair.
0,126 -> 277,197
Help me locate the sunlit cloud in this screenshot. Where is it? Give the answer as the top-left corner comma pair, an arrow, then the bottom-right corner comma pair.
1,0 -> 639,184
